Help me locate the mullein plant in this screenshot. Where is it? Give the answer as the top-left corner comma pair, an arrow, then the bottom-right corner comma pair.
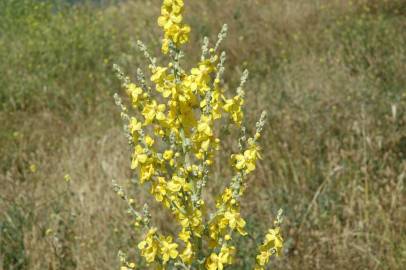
112,0 -> 283,269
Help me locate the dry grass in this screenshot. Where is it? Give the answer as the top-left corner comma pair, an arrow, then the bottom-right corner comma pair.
1,0 -> 405,269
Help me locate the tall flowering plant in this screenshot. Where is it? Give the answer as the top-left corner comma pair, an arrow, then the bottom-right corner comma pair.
113,1 -> 283,269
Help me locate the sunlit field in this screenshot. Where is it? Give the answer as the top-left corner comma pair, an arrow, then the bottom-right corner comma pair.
1,0 -> 405,269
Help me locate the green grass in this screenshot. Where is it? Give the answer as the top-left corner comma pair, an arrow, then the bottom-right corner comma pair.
1,0 -> 405,269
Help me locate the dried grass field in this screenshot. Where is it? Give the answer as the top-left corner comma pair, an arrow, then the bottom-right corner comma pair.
1,0 -> 405,269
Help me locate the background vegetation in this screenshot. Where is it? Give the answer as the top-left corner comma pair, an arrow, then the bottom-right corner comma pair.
1,0 -> 405,269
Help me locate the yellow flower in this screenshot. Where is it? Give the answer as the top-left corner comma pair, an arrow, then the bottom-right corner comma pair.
126,83 -> 143,107
116,1 -> 280,268
163,149 -> 174,160
175,210 -> 203,236
150,177 -> 167,203
158,0 -> 190,53
129,117 -> 142,139
142,101 -> 166,124
197,115 -> 213,137
205,245 -> 235,270
140,163 -> 155,183
150,67 -> 167,84
232,153 -> 252,173
178,229 -> 191,242
29,164 -> 37,173
264,227 -> 283,256
190,61 -> 213,94
223,210 -> 247,236
159,235 -> 178,264
131,145 -> 148,169
222,188 -> 233,202
206,253 -> 227,270
145,135 -> 155,147
189,209 -> 204,237
64,174 -> 71,182
223,95 -> 243,125
210,90 -> 223,120
161,38 -> 170,54
167,175 -> 191,192
231,143 -> 261,174
256,250 -> 272,266
180,241 -> 194,264
177,25 -> 191,44
138,228 -> 159,263
255,226 -> 284,267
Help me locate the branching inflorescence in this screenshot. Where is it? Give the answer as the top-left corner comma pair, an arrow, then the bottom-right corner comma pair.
113,1 -> 283,269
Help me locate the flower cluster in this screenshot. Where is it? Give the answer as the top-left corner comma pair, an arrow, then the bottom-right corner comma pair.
254,210 -> 284,270
158,0 -> 191,54
114,1 -> 283,269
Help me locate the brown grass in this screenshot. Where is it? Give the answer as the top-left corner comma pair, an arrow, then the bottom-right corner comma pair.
1,0 -> 405,269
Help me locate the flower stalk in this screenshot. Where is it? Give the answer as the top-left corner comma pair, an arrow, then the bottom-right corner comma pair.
114,1 -> 283,269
